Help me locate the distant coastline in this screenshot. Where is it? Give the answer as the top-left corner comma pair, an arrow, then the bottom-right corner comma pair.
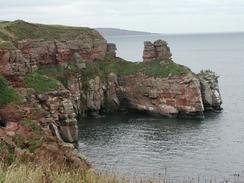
95,27 -> 244,38
95,28 -> 161,37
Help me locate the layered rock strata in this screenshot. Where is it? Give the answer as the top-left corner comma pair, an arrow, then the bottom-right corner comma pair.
0,38 -> 107,76
0,21 -> 223,151
117,73 -> 204,117
0,88 -> 88,169
143,40 -> 172,62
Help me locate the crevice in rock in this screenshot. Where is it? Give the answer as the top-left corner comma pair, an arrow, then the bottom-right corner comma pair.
53,40 -> 59,64
0,116 -> 5,127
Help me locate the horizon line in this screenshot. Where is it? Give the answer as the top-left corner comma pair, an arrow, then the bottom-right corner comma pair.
95,27 -> 244,36
1,19 -> 243,36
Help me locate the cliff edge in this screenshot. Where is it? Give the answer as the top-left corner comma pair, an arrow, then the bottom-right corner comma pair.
0,20 -> 222,168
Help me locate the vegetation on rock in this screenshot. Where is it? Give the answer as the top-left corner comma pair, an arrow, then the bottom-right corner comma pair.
0,140 -> 15,165
0,75 -> 18,107
36,56 -> 190,84
23,73 -> 62,93
0,41 -> 16,50
100,56 -> 190,77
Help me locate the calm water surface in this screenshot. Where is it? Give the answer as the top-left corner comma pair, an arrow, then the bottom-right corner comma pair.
78,33 -> 244,180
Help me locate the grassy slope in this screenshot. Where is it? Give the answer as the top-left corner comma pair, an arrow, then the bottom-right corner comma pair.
0,20 -> 103,42
0,162 -> 161,183
99,56 -> 191,77
0,41 -> 17,50
23,73 -> 62,93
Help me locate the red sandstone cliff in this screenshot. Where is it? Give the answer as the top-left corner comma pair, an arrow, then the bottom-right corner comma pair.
0,21 -> 222,167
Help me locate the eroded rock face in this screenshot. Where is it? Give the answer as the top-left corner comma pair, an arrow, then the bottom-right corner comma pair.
55,39 -> 107,63
106,73 -> 120,111
143,40 -> 172,62
86,76 -> 105,117
0,49 -> 31,76
61,66 -> 221,118
36,90 -> 78,143
16,88 -> 78,143
117,73 -> 204,117
18,39 -> 57,66
66,74 -> 83,116
66,72 -> 120,117
0,87 -> 88,169
0,32 -> 108,76
198,70 -> 222,111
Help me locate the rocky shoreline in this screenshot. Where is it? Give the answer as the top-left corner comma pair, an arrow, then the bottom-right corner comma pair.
0,20 -> 222,169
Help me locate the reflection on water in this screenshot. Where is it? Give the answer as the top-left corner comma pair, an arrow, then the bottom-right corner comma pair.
78,33 -> 244,181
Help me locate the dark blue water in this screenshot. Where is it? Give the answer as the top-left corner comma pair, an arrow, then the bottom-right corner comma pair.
78,33 -> 244,181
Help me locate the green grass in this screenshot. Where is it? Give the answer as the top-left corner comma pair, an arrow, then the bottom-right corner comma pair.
36,59 -> 83,87
0,20 -> 102,42
36,65 -> 67,86
99,56 -> 190,77
28,57 -> 190,95
0,162 -> 163,183
0,41 -> 16,50
36,59 -> 104,92
23,73 -> 62,93
0,75 -> 18,107
21,54 -> 190,97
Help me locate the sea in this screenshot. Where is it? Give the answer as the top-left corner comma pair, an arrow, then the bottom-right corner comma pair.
78,33 -> 244,182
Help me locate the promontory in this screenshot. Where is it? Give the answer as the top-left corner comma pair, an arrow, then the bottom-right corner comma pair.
0,20 -> 222,170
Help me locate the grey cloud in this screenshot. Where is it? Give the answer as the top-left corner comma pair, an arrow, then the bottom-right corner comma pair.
0,0 -> 70,9
0,0 -> 243,33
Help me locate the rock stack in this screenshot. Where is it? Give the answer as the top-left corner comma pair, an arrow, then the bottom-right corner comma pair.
107,43 -> 117,57
143,39 -> 172,62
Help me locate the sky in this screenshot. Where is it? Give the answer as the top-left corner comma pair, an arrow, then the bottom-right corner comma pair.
0,0 -> 244,34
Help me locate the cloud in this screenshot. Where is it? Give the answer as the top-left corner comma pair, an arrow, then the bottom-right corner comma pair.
0,0 -> 69,9
0,0 -> 243,33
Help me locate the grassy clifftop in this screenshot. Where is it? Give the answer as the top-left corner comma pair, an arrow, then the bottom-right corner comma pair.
27,56 -> 191,92
0,20 -> 104,42
100,57 -> 191,77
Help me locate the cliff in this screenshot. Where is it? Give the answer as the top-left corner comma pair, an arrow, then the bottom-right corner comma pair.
0,20 -> 222,169
0,20 -> 107,76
